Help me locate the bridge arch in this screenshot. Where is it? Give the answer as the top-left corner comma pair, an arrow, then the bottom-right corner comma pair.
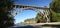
13,8 -> 44,23
10,4 -> 50,23
11,7 -> 43,17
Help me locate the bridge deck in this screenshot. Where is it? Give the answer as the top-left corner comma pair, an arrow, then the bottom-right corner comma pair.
12,4 -> 49,9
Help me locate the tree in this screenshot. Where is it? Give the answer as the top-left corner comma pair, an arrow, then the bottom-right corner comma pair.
50,0 -> 60,13
24,18 -> 35,22
35,13 -> 46,23
50,0 -> 60,22
0,0 -> 14,28
24,18 -> 36,24
50,9 -> 60,22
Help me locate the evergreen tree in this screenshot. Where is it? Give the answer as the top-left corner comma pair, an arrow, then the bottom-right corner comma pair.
0,0 -> 14,28
50,0 -> 60,22
50,0 -> 60,13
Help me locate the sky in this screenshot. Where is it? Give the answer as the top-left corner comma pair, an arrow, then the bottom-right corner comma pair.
14,0 -> 52,23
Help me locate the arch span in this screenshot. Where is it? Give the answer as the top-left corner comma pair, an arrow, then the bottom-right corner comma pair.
10,4 -> 50,23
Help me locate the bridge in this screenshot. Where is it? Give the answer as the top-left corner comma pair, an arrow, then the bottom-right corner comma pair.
12,4 -> 49,9
11,4 -> 51,23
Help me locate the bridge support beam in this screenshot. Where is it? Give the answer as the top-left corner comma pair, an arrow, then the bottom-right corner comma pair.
43,10 -> 50,23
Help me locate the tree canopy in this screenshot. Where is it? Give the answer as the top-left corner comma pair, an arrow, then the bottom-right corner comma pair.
0,0 -> 14,28
50,0 -> 60,13
50,0 -> 60,22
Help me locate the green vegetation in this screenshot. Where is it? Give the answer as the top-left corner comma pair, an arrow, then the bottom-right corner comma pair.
35,13 -> 46,23
0,0 -> 14,28
50,0 -> 60,13
24,18 -> 35,22
24,13 -> 46,23
50,0 -> 60,22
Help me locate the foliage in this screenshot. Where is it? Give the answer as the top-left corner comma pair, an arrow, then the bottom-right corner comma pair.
50,9 -> 60,22
24,18 -> 35,22
35,13 -> 46,23
50,0 -> 60,13
50,0 -> 60,22
24,13 -> 47,23
0,0 -> 14,28
35,13 -> 42,23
